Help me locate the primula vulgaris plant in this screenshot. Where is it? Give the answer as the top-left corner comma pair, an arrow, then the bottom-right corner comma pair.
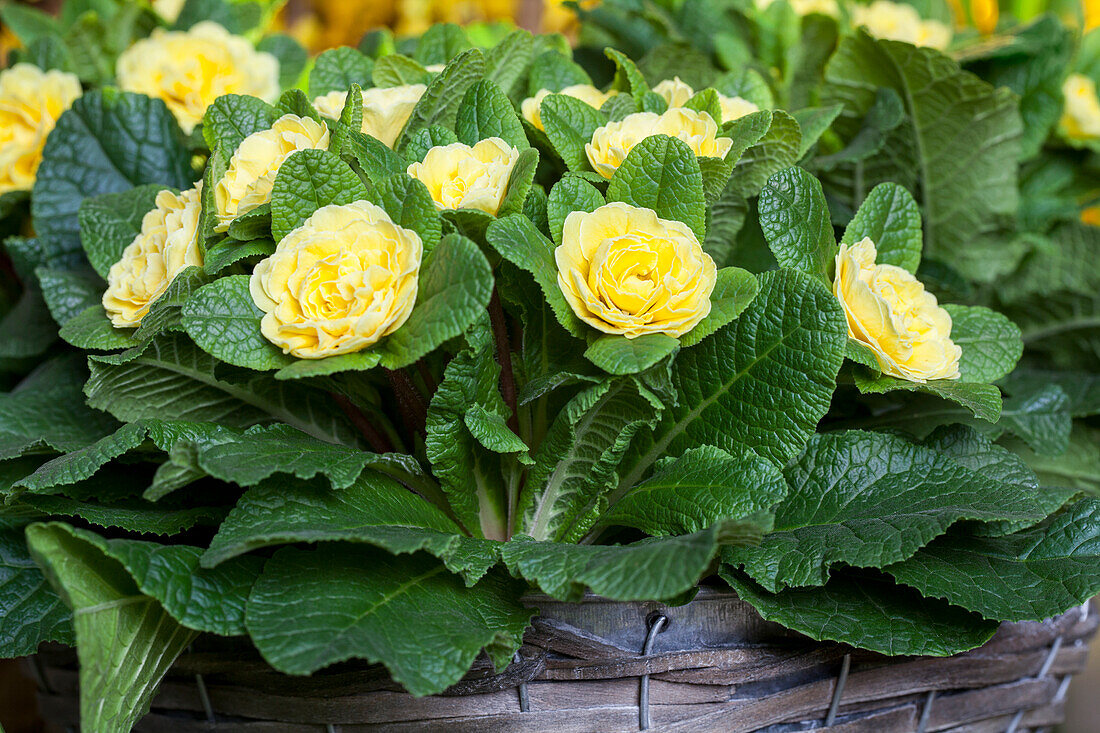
2,7 -> 1100,731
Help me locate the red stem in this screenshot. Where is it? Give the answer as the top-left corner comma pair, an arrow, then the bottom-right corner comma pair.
329,392 -> 394,454
386,368 -> 427,438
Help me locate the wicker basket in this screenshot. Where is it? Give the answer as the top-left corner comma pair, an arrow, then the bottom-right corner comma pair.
27,588 -> 1098,732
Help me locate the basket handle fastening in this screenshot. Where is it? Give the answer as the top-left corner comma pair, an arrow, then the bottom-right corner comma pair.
639,612 -> 669,731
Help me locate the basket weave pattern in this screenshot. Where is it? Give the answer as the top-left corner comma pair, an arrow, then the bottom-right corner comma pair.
28,592 -> 1099,732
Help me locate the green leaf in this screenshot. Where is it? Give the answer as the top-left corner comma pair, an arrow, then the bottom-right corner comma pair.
519,378 -> 663,542
486,214 -> 586,337
131,266 -> 212,345
258,33 -> 308,91
679,267 -> 759,348
270,149 -> 370,242
605,48 -> 649,100
484,29 -> 535,98
400,48 -> 486,144
0,524 -> 72,657
455,79 -> 527,150
498,147 -> 539,218
343,129 -> 407,185
943,304 -> 1022,383
546,175 -> 605,247
605,135 -> 707,242
1003,369 -> 1100,418
618,269 -> 846,487
425,323 -> 510,540
274,88 -> 323,123
414,23 -> 472,65
329,85 -> 364,157
722,569 -> 998,657
528,50 -> 592,94
226,203 -> 272,241
854,371 -> 1003,423
997,384 -> 1072,457
724,431 -> 1051,592
791,104 -> 842,158
33,90 -> 193,261
823,32 -> 1022,281
758,166 -> 835,281
25,522 -> 198,730
79,184 -> 162,279
604,445 -> 785,536
725,110 -> 801,199
58,305 -> 136,351
402,125 -> 460,163
0,357 -> 120,460
886,498 -> 1100,622
67,528 -> 263,636
202,471 -> 463,563
245,545 -> 531,693
309,46 -> 375,97
502,521 -> 761,602
20,495 -> 224,536
540,93 -> 608,172
369,173 -> 443,253
182,275 -> 294,371
584,334 -> 679,376
376,234 -> 493,370
1003,427 -> 1100,496
85,334 -> 360,445
841,182 -> 922,273
0,4 -> 60,46
35,266 -> 103,327
204,238 -> 276,275
464,405 -> 529,461
202,94 -> 277,157
372,54 -> 431,88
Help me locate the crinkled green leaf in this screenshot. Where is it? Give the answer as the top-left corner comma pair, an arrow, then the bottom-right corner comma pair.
0,523 -> 72,657
202,94 -> 277,157
503,520 -> 762,602
400,48 -> 485,144
368,173 -> 442,253
680,267 -> 759,348
606,134 -> 707,241
455,79 -> 528,150
723,569 -> 997,657
584,334 -> 678,376
182,275 -> 294,371
204,238 -> 276,275
725,110 -> 801,199
79,184 -> 162,279
245,544 -> 531,694
270,149 -> 370,242
309,46 -> 374,98
619,269 -> 846,488
372,54 -> 431,88
725,431 -> 1051,592
546,175 -> 605,247
854,371 -> 1003,423
528,49 -> 592,94
758,166 -> 835,281
841,182 -> 922,273
26,522 -> 197,730
540,93 -> 608,172
604,445 -> 785,536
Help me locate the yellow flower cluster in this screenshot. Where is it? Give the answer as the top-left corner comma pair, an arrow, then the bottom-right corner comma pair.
1061,73 -> 1100,142
407,137 -> 520,214
651,77 -> 760,123
556,202 -> 716,338
102,186 -> 204,328
250,201 -> 422,359
116,21 -> 279,134
214,114 -> 331,232
0,64 -> 81,195
313,84 -> 427,148
851,1 -> 953,50
520,85 -> 617,131
834,238 -> 961,382
586,108 -> 733,179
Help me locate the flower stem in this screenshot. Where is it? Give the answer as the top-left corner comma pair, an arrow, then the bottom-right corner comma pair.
386,368 -> 427,439
329,392 -> 394,454
488,287 -> 520,433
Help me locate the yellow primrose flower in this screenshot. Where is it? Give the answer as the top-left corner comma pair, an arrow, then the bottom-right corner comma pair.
556,202 -> 717,338
1061,73 -> 1100,142
520,84 -> 617,131
103,185 -> 203,328
651,76 -> 760,124
214,114 -> 330,232
0,63 -> 82,195
312,84 -> 427,148
834,238 -> 961,382
116,21 -> 279,134
152,0 -> 186,22
250,200 -> 422,359
852,1 -> 953,50
406,137 -> 519,214
586,108 -> 734,179
755,0 -> 840,16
